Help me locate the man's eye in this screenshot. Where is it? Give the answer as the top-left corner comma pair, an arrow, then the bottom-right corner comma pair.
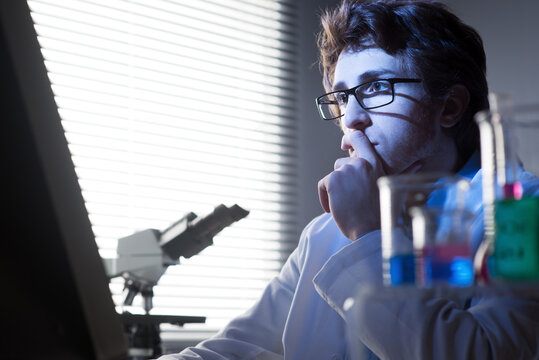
362,81 -> 390,94
335,92 -> 348,104
370,81 -> 389,92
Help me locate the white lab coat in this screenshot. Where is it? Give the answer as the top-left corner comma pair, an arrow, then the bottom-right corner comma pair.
160,155 -> 539,360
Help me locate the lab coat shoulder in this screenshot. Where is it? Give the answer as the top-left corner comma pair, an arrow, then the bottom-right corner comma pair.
296,212 -> 349,270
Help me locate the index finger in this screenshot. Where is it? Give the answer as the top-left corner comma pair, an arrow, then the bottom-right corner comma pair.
345,131 -> 379,166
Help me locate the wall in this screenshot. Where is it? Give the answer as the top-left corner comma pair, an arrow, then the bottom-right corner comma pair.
448,0 -> 539,175
447,0 -> 539,106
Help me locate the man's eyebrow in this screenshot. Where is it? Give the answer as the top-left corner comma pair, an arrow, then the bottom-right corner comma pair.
358,69 -> 395,82
332,69 -> 396,91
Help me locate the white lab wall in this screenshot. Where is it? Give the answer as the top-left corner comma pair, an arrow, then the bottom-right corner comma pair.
448,0 -> 539,176
296,0 -> 539,233
447,0 -> 539,106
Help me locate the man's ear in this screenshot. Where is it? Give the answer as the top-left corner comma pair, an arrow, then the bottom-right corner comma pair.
440,84 -> 470,128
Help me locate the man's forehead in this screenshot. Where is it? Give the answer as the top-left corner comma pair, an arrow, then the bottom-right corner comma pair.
333,48 -> 407,89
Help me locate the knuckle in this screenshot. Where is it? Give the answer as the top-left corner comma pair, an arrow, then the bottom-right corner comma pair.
354,157 -> 372,169
327,171 -> 342,187
339,163 -> 354,174
354,157 -> 367,165
334,157 -> 348,169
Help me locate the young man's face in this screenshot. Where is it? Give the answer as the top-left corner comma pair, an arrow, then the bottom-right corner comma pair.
333,47 -> 454,175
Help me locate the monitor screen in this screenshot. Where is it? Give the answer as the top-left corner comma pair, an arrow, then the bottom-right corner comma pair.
1,1 -> 127,358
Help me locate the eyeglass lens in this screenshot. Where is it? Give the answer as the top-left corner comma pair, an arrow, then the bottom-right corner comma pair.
318,80 -> 394,120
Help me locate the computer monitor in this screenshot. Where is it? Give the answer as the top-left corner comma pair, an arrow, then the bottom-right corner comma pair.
1,0 -> 127,358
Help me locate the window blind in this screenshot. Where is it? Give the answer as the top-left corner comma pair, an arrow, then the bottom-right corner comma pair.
28,0 -> 299,344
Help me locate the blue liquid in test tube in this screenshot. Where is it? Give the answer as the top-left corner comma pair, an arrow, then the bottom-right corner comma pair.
389,253 -> 415,286
422,244 -> 473,286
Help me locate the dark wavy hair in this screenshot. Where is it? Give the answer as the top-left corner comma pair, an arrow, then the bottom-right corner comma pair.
317,0 -> 488,161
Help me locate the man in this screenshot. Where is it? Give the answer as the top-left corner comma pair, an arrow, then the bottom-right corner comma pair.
160,1 -> 539,359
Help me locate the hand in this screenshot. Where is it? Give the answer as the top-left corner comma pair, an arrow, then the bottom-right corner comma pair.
318,131 -> 386,240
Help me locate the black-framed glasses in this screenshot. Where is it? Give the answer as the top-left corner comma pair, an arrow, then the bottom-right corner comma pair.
315,78 -> 422,121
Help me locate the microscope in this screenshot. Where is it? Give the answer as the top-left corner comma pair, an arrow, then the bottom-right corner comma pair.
103,204 -> 249,358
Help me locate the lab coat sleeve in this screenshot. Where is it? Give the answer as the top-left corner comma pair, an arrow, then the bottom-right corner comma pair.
158,217 -> 315,360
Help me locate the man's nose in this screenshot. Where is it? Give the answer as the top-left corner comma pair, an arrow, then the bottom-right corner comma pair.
341,97 -> 371,131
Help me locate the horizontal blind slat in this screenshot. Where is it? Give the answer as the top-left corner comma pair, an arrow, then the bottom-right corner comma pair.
58,109 -> 296,137
30,10 -> 298,65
